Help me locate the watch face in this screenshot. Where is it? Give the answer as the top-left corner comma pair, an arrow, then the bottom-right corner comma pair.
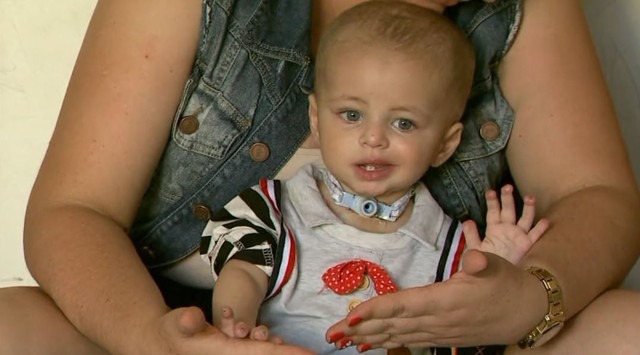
531,322 -> 564,348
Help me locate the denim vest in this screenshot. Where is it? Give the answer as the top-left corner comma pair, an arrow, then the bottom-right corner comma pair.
130,0 -> 522,268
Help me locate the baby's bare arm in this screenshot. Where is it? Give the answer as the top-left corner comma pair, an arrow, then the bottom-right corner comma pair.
212,259 -> 269,338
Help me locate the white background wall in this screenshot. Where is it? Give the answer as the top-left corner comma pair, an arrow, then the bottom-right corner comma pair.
1,1 -> 639,289
1,0 -> 98,287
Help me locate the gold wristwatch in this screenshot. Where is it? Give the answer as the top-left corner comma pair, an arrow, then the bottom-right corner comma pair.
518,267 -> 565,349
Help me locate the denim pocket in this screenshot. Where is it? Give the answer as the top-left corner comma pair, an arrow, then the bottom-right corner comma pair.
172,80 -> 253,160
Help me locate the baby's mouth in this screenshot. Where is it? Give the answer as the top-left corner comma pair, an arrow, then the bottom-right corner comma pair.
361,164 -> 381,171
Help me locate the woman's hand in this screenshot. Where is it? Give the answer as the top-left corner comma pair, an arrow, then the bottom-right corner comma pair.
140,307 -> 312,355
325,250 -> 547,351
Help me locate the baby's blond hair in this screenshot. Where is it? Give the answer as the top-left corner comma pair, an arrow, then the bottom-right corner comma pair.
315,0 -> 475,115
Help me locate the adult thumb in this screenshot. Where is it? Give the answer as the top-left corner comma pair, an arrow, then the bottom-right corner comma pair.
173,306 -> 208,337
461,249 -> 489,275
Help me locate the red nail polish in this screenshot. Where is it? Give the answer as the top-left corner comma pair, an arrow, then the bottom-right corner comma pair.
358,343 -> 372,352
328,331 -> 345,343
348,316 -> 363,326
337,338 -> 354,349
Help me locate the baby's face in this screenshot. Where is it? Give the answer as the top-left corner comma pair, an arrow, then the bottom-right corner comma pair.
310,44 -> 462,204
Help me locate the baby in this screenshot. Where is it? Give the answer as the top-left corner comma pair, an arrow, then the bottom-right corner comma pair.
200,2 -> 548,354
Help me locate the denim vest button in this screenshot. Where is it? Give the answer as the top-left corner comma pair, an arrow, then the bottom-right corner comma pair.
250,143 -> 271,162
479,121 -> 501,141
193,204 -> 212,221
178,115 -> 200,135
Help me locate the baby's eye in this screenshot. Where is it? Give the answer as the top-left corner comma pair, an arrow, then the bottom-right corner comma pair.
340,110 -> 361,122
392,118 -> 415,131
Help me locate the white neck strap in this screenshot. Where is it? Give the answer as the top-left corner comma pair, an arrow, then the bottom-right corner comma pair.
315,168 -> 415,222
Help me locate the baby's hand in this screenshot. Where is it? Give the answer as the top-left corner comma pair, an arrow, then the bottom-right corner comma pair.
217,307 -> 280,343
463,185 -> 549,265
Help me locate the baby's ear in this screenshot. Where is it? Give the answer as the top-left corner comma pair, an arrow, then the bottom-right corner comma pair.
308,94 -> 320,141
431,122 -> 463,167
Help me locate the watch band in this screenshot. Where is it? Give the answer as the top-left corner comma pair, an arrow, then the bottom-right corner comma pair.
518,267 -> 565,349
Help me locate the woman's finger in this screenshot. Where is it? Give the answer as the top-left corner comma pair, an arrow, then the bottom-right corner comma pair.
326,287 -> 438,342
174,306 -> 209,337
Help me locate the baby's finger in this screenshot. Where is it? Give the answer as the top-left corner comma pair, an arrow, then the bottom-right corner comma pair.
250,325 -> 270,341
233,322 -> 249,338
485,189 -> 501,225
218,307 -> 238,338
527,218 -> 550,245
462,220 -> 482,249
269,336 -> 285,345
516,195 -> 537,231
499,185 -> 517,224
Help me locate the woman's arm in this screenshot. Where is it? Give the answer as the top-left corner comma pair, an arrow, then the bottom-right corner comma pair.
24,0 -> 208,353
502,0 -> 640,318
